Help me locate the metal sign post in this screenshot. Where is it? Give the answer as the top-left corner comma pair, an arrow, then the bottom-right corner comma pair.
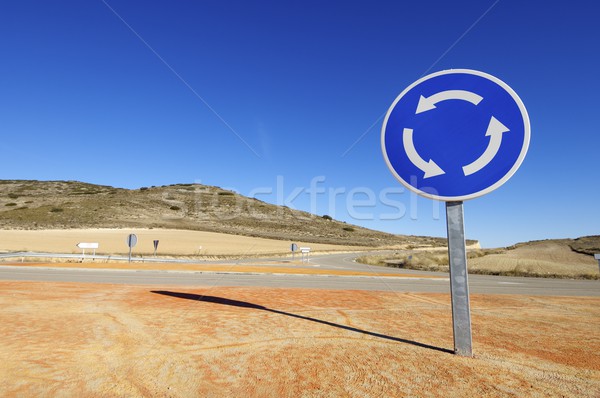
595,254 -> 600,274
381,69 -> 530,357
127,234 -> 138,263
291,243 -> 298,260
446,201 -> 472,356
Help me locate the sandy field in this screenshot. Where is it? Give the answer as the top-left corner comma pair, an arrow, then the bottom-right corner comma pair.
0,282 -> 598,397
0,229 -> 367,257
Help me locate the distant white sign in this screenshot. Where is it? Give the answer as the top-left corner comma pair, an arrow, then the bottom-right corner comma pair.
77,242 -> 98,258
77,242 -> 99,249
300,247 -> 311,263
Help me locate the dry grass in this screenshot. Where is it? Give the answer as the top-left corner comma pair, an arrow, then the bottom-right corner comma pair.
357,249 -> 504,273
358,240 -> 599,279
469,240 -> 598,279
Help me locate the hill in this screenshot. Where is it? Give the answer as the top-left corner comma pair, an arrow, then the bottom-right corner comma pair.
358,236 -> 599,279
467,237 -> 599,278
0,180 -> 445,247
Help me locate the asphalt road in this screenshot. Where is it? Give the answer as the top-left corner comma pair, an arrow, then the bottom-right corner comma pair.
0,252 -> 598,296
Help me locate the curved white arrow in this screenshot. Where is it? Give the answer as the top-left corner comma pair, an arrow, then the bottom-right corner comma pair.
403,128 -> 445,178
416,90 -> 483,114
462,116 -> 509,176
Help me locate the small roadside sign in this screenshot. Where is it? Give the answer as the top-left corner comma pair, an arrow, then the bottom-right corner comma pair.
127,234 -> 138,248
300,247 -> 310,263
126,234 -> 137,263
77,242 -> 99,249
76,242 -> 98,257
153,240 -> 159,257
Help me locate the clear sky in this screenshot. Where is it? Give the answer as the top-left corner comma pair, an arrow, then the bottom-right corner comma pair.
1,1 -> 598,248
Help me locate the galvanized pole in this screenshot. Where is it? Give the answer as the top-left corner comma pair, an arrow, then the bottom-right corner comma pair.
446,201 -> 473,357
595,254 -> 600,274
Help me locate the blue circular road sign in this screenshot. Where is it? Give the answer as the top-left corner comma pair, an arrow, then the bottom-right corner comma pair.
382,69 -> 530,201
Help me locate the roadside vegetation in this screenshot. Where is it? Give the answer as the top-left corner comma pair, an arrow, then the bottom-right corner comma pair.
356,249 -> 504,273
357,239 -> 600,280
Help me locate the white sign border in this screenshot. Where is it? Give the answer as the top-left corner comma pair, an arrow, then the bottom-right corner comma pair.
381,69 -> 531,202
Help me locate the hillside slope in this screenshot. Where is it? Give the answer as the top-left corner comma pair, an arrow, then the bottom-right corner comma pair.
0,180 -> 444,247
467,238 -> 599,278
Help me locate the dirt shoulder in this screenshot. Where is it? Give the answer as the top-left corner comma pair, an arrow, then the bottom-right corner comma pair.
0,282 -> 598,397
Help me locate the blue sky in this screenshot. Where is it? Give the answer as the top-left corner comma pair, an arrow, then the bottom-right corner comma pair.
1,1 -> 598,248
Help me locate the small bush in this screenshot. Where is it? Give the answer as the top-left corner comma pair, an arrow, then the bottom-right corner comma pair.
170,205 -> 181,211
50,207 -> 63,213
218,191 -> 235,196
5,203 -> 17,207
140,187 -> 149,191
7,193 -> 19,199
322,215 -> 333,221
342,226 -> 355,232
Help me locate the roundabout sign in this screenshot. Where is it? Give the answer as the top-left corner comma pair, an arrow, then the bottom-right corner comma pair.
382,69 -> 530,201
381,69 -> 530,357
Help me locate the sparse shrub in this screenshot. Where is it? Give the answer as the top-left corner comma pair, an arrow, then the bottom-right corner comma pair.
170,205 -> 181,211
322,215 -> 333,221
342,226 -> 355,232
218,191 -> 234,196
50,207 -> 63,213
7,193 -> 18,199
140,187 -> 149,191
5,203 -> 17,207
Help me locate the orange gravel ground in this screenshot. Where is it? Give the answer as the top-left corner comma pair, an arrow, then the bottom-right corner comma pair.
0,281 -> 599,397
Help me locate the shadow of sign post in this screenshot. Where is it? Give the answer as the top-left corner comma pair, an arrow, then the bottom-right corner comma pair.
151,290 -> 452,354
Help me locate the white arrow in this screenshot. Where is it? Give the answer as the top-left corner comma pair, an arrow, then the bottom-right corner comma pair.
416,90 -> 483,114
462,116 -> 509,176
403,128 -> 445,178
